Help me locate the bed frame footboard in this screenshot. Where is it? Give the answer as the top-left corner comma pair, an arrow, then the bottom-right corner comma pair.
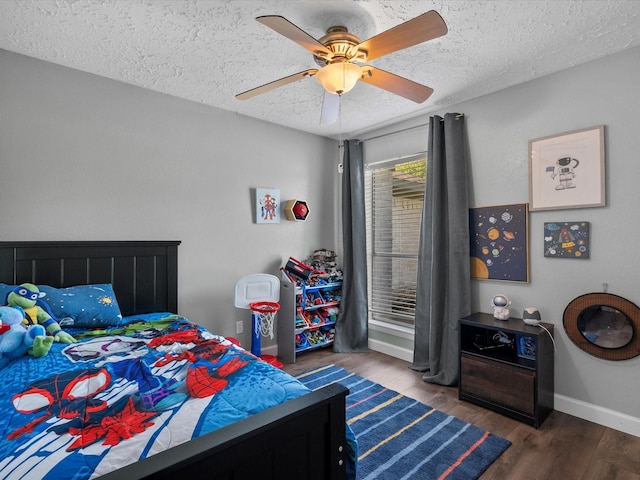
98,382 -> 349,480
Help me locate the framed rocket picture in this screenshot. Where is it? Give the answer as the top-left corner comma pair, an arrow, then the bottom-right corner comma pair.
544,221 -> 590,259
469,203 -> 529,282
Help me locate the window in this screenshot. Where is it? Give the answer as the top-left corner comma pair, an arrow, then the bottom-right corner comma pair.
365,154 -> 426,328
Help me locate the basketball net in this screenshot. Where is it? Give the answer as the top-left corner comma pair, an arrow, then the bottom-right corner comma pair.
250,302 -> 280,340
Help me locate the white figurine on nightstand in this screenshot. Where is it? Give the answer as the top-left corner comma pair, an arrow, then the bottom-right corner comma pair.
491,294 -> 511,320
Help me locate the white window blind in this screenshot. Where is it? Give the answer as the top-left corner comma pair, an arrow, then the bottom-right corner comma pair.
365,154 -> 426,327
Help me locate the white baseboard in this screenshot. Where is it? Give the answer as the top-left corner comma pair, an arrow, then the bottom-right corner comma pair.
369,339 -> 640,438
368,337 -> 413,363
555,393 -> 640,437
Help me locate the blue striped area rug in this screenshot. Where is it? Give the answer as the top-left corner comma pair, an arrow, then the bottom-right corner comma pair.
296,364 -> 510,480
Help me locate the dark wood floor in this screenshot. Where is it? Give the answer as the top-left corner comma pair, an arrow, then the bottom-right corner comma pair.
283,349 -> 640,480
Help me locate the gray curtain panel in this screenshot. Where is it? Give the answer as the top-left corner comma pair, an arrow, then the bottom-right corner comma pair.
411,113 -> 471,386
333,139 -> 369,353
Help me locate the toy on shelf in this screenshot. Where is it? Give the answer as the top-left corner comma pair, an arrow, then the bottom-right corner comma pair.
295,310 -> 307,330
305,249 -> 343,283
296,333 -> 310,349
321,326 -> 335,343
306,330 -> 323,345
323,307 -> 339,322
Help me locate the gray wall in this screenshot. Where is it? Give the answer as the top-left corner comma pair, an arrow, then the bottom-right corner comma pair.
361,45 -> 640,428
0,49 -> 340,348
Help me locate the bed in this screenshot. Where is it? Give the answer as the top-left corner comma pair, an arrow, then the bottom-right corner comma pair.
0,241 -> 352,480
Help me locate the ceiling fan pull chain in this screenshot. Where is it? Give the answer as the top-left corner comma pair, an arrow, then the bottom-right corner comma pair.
338,95 -> 344,173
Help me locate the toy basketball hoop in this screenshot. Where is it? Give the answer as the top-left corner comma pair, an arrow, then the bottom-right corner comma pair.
250,301 -> 279,341
234,274 -> 283,368
249,301 -> 282,369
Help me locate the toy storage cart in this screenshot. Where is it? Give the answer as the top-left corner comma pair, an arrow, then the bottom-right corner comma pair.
278,274 -> 342,363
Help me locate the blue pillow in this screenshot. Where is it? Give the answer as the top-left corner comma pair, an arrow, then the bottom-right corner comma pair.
1,283 -> 123,327
41,284 -> 123,327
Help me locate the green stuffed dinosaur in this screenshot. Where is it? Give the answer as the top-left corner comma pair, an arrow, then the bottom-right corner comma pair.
6,283 -> 76,344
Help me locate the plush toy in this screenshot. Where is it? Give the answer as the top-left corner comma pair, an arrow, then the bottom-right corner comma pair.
5,283 -> 76,344
0,306 -> 53,369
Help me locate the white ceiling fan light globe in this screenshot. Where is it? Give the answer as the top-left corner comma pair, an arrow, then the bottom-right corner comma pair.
315,62 -> 361,95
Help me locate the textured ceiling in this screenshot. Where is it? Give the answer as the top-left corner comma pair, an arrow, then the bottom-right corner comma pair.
1,1 -> 640,139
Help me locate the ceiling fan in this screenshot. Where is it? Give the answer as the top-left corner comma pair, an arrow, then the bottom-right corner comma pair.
236,11 -> 448,124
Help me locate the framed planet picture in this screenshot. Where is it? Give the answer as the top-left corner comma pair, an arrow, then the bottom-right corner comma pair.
469,203 -> 529,282
544,221 -> 590,259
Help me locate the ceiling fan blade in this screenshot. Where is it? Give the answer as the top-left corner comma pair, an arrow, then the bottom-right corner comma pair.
357,10 -> 447,62
359,66 -> 434,103
256,16 -> 333,60
236,69 -> 318,100
320,92 -> 340,125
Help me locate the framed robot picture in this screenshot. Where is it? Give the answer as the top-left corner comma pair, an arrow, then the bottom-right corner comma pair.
528,125 -> 605,211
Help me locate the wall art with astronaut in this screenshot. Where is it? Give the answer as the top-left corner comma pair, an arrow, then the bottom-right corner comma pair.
469,203 -> 529,283
544,221 -> 590,259
529,125 -> 605,211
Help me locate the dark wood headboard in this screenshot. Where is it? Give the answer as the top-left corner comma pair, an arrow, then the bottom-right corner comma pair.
0,241 -> 180,316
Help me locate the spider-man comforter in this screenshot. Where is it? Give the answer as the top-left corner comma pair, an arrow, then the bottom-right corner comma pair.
0,314 -> 311,479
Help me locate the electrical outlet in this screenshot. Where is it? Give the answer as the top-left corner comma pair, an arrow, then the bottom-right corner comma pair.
235,321 -> 243,334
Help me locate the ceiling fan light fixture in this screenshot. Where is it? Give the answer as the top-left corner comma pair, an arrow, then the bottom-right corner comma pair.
315,62 -> 361,95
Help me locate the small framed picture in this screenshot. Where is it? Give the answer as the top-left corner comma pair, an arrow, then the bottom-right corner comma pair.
255,188 -> 280,224
529,125 -> 605,211
544,221 -> 590,259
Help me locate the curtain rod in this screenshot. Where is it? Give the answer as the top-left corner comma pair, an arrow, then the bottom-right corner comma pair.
357,113 -> 464,143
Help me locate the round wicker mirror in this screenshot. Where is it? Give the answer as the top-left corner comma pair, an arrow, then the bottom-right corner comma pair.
563,293 -> 640,360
